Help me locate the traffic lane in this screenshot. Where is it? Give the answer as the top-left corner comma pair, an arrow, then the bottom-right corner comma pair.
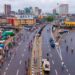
2,40 -> 26,75
16,31 -> 34,75
42,27 -> 58,75
2,36 -> 33,75
16,47 -> 32,75
1,30 -> 31,71
42,29 -> 50,58
42,25 -> 68,75
42,30 -> 56,75
1,40 -> 24,74
47,25 -> 70,75
2,30 -> 35,75
49,47 -> 68,75
60,32 -> 75,75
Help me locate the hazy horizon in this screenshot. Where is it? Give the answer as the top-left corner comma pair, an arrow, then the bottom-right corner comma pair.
0,0 -> 75,13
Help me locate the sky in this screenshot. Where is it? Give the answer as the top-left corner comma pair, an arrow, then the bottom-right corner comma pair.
0,0 -> 75,13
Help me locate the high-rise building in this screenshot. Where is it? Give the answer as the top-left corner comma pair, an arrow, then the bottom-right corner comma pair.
4,4 -> 11,16
53,9 -> 57,15
59,4 -> 69,15
33,7 -> 42,16
18,9 -> 24,15
38,9 -> 42,15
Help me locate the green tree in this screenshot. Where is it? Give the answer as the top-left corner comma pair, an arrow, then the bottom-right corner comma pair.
46,16 -> 54,22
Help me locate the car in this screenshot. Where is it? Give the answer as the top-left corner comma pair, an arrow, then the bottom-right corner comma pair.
49,38 -> 54,42
49,38 -> 55,48
42,59 -> 51,72
50,41 -> 55,48
59,30 -> 69,34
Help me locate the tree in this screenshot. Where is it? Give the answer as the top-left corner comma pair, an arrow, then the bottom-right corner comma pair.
46,16 -> 54,22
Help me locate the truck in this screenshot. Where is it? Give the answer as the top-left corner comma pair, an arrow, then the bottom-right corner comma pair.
42,59 -> 51,73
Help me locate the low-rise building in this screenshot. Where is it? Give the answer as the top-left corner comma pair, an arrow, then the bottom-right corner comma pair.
64,17 -> 75,26
15,14 -> 36,26
6,14 -> 36,27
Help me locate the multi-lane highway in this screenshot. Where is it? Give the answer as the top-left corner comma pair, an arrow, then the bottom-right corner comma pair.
1,25 -> 75,75
60,31 -> 75,75
42,25 -> 71,75
1,28 -> 35,75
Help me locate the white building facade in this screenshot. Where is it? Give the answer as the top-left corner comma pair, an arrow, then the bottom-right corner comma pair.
59,4 -> 69,15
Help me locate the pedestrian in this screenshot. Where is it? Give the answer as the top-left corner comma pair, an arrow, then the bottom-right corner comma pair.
71,48 -> 74,53
47,53 -> 49,56
66,45 -> 68,52
65,39 -> 66,43
25,61 -> 27,66
61,61 -> 64,70
71,38 -> 72,42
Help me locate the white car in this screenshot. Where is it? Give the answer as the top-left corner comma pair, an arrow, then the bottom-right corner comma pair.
42,59 -> 51,72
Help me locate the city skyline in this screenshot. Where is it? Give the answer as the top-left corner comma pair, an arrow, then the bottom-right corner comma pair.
0,0 -> 75,13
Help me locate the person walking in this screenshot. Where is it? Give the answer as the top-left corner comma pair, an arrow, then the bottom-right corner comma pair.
66,45 -> 68,52
71,48 -> 74,53
65,39 -> 66,43
61,61 -> 64,70
71,38 -> 72,42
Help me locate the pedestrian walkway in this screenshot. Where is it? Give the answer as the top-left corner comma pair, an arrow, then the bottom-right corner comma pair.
30,35 -> 42,75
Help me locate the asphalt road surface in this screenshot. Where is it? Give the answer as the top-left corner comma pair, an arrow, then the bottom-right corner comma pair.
1,29 -> 36,75
60,31 -> 75,75
1,25 -> 75,75
42,25 -> 70,75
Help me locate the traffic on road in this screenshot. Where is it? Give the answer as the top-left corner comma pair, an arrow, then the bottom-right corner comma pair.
0,24 -> 75,75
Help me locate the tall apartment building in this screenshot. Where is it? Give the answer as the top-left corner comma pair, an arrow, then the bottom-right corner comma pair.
4,4 -> 11,16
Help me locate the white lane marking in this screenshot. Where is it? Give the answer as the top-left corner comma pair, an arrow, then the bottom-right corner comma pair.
69,73 -> 71,75
19,41 -> 22,45
10,60 -> 12,63
51,27 -> 63,61
10,55 -> 14,62
66,69 -> 68,72
50,54 -> 52,58
57,47 -> 63,61
55,69 -> 58,75
3,72 -> 6,75
52,60 -> 54,64
16,69 -> 19,75
19,60 -> 22,65
24,49 -> 26,52
48,45 -> 50,48
5,67 -> 8,71
8,63 -> 10,67
19,42 -> 21,45
22,54 -> 24,57
64,65 -> 66,68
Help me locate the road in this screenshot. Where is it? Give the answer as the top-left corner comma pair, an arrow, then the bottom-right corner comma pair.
42,25 -> 70,75
60,31 -> 75,75
1,25 -> 75,75
1,28 -> 36,75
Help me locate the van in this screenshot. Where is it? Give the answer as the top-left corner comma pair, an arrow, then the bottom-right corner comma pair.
42,59 -> 50,72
